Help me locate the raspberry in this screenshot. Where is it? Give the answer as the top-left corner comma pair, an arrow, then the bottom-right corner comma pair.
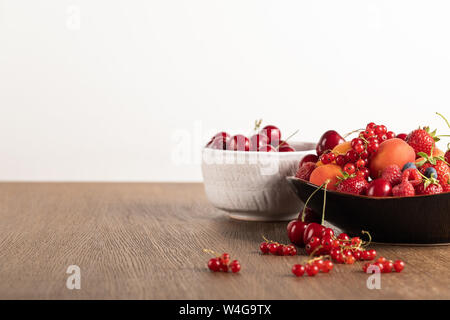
392,181 -> 415,197
402,168 -> 422,186
381,165 -> 402,186
296,162 -> 316,181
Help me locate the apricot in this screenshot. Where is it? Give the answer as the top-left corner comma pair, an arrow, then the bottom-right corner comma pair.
309,164 -> 344,191
332,141 -> 352,155
369,138 -> 416,179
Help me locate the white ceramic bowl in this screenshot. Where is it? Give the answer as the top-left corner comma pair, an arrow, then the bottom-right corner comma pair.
201,141 -> 316,221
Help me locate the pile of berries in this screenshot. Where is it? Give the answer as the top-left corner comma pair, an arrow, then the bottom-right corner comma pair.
362,257 -> 405,273
205,250 -> 241,273
260,237 -> 297,256
206,120 -> 297,152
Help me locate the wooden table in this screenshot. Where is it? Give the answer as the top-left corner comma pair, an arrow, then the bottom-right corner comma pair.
0,183 -> 448,300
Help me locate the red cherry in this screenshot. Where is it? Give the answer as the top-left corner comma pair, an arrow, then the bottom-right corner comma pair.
209,136 -> 229,150
287,220 -> 308,247
353,250 -> 362,261
303,223 -> 326,245
249,134 -> 269,151
208,258 -> 221,272
258,144 -> 277,152
366,178 -> 392,197
321,227 -> 335,239
261,125 -> 281,145
292,264 -> 305,277
302,207 -> 321,224
228,135 -> 251,151
279,145 -> 296,152
300,154 -> 319,167
316,130 -> 345,156
396,133 -> 408,141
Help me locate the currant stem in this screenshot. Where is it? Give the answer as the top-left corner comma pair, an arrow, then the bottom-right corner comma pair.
361,230 -> 372,247
203,249 -> 219,257
343,128 -> 364,139
300,180 -> 330,222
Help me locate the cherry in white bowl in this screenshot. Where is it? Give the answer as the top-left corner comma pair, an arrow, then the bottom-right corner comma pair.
202,141 -> 316,221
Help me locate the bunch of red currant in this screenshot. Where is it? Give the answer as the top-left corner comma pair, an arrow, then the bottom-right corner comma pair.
319,122 -> 396,178
260,236 -> 297,256
292,256 -> 334,277
205,250 -> 241,273
362,257 -> 405,273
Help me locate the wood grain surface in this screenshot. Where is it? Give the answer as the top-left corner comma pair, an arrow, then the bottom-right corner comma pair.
0,183 -> 448,300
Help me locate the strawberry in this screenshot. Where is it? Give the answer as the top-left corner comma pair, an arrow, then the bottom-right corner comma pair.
381,165 -> 402,186
296,162 -> 316,181
415,176 -> 443,195
336,174 -> 369,195
402,168 -> 422,187
406,127 -> 439,155
442,182 -> 450,193
392,181 -> 415,197
416,151 -> 450,185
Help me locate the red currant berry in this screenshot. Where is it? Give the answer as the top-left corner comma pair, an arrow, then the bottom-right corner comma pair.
352,250 -> 362,261
314,259 -> 324,270
343,163 -> 356,175
367,142 -> 379,154
282,245 -> 292,256
360,150 -> 369,160
359,167 -> 370,179
361,250 -> 373,261
394,260 -> 405,272
230,260 -> 241,273
374,262 -> 384,273
220,263 -> 229,272
292,264 -> 305,277
356,159 -> 366,169
362,263 -> 371,273
366,122 -> 376,130
305,264 -> 319,276
268,243 -> 279,255
321,228 -> 334,238
208,258 -> 221,272
386,131 -> 396,139
383,261 -> 394,273
376,257 -> 386,264
287,245 -> 297,256
363,129 -> 376,138
335,155 -> 347,166
368,249 -> 377,259
320,153 -> 332,164
374,125 -> 387,135
353,144 -> 365,154
345,150 -> 359,163
260,242 -> 269,254
322,260 -> 334,273
345,255 -> 356,264
337,233 -> 350,242
396,133 -> 407,141
221,253 -> 230,265
351,237 -> 362,246
276,244 -> 286,256
351,138 -> 363,148
320,236 -> 334,252
377,134 -> 388,142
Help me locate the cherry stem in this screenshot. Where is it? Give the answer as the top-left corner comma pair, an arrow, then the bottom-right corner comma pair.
321,180 -> 330,225
436,112 -> 450,129
343,128 -> 364,139
300,180 -> 330,222
276,129 -> 300,150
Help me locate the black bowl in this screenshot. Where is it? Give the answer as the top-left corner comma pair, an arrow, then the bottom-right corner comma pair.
286,176 -> 450,244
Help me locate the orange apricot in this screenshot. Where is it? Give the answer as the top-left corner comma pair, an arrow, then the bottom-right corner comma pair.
369,138 -> 416,179
332,141 -> 352,155
309,164 -> 344,191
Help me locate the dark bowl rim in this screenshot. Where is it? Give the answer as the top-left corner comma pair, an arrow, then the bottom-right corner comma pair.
286,176 -> 450,200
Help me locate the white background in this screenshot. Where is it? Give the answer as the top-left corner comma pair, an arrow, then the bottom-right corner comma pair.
1,1 -> 449,181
